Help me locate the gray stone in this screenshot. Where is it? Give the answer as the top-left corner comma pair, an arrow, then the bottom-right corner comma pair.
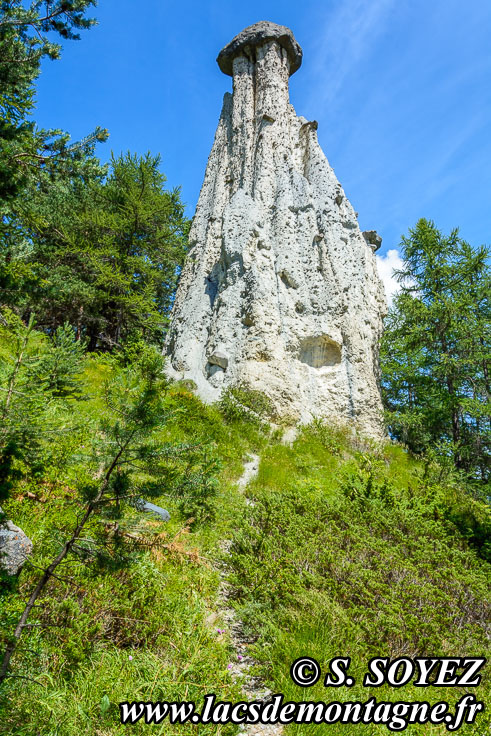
139,500 -> 170,522
165,23 -> 387,437
208,350 -> 229,369
217,21 -> 302,77
362,230 -> 383,251
0,507 -> 33,576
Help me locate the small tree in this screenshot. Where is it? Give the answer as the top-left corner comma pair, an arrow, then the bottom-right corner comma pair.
381,219 -> 490,486
0,311 -> 48,501
27,322 -> 86,396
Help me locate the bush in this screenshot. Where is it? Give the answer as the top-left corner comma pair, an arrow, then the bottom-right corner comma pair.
218,382 -> 275,426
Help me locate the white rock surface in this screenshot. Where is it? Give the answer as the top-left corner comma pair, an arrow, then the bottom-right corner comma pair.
0,507 -> 33,576
165,22 -> 387,436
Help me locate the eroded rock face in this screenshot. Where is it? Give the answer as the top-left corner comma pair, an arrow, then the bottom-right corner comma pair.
165,22 -> 387,435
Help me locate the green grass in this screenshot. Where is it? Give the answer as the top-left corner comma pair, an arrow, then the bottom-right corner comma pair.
1,351 -> 489,735
0,355 -> 265,735
227,423 -> 490,734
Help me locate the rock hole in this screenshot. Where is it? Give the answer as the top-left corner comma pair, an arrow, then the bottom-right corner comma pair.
298,335 -> 342,368
206,363 -> 224,379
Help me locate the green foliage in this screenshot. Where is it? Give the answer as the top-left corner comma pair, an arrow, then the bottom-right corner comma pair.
0,351 -> 489,733
0,311 -> 90,503
219,381 -> 276,426
300,417 -> 348,456
0,0 -> 105,202
174,449 -> 221,524
227,423 -> 490,734
0,0 -> 111,348
0,314 -> 222,531
0,345 -> 264,734
0,3 -> 187,360
27,322 -> 86,396
83,349 -> 222,528
0,310 -> 54,498
381,219 -> 490,486
3,152 -> 188,349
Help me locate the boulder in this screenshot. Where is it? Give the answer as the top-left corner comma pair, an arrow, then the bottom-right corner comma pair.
362,230 -> 383,251
208,351 -> 229,370
0,507 -> 33,576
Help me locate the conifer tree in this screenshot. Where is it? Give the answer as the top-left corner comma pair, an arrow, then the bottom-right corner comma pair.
0,1 -> 108,308
4,152 -> 188,348
0,311 -> 86,500
0,0 -> 106,200
381,219 -> 490,485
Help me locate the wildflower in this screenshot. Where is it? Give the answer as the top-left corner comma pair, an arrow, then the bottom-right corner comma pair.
128,655 -> 133,661
227,664 -> 233,670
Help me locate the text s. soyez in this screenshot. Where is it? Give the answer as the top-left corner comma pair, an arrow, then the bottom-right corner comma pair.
295,657 -> 486,688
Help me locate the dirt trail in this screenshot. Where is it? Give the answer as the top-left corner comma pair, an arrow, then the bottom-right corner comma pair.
218,453 -> 284,736
236,454 -> 260,490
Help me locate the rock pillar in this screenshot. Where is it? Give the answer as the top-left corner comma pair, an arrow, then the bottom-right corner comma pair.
165,22 -> 387,435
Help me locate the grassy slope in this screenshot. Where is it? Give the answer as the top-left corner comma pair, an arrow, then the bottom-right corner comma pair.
228,425 -> 489,734
0,356 -> 489,735
0,355 -> 265,735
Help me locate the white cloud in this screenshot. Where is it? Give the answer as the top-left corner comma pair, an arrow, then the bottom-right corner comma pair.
376,249 -> 403,305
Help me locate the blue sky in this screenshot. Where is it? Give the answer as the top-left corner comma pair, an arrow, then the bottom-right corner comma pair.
33,0 -> 491,297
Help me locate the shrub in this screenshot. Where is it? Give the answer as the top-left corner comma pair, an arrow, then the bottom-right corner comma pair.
218,382 -> 275,426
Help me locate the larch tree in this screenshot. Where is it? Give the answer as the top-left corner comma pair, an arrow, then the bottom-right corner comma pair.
381,218 -> 490,487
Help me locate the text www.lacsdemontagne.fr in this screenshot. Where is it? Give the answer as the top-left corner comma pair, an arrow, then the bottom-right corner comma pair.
119,693 -> 484,732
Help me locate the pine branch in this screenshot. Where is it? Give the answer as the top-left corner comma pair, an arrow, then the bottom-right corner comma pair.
0,427 -> 136,685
